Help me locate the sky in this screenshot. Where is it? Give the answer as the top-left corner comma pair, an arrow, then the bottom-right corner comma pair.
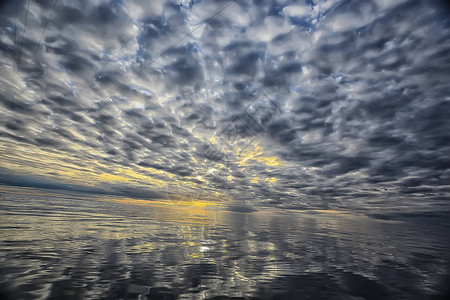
0,0 -> 449,213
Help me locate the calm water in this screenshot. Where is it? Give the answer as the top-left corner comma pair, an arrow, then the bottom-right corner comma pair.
0,186 -> 449,299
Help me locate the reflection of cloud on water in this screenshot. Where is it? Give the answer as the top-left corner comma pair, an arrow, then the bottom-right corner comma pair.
0,188 -> 449,298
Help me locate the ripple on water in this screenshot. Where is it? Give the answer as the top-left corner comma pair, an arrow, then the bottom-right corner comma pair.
0,189 -> 449,299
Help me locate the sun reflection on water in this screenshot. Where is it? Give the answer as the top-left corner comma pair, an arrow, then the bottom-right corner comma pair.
0,186 -> 449,299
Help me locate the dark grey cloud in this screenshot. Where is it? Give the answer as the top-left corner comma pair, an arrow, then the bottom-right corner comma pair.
0,0 -> 449,213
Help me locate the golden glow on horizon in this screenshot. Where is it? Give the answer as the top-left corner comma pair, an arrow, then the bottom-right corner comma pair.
99,167 -> 167,186
0,129 -> 283,202
0,138 -> 172,187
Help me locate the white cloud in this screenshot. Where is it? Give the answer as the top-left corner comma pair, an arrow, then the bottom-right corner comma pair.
0,0 -> 449,212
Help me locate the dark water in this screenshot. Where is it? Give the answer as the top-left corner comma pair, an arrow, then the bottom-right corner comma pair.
0,186 -> 449,299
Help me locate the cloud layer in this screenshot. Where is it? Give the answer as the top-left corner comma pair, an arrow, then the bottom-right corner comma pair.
0,0 -> 449,213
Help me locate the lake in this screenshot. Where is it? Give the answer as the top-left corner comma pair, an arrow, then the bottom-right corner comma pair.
0,186 -> 449,299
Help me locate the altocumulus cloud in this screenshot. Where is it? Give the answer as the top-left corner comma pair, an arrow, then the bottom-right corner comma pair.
0,0 -> 449,214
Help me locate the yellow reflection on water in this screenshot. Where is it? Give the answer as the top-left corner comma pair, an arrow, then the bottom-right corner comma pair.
100,196 -> 222,226
103,197 -> 222,209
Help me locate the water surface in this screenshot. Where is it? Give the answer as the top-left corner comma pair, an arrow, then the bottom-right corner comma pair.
0,186 -> 449,299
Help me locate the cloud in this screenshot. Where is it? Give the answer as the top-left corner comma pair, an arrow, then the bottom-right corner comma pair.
0,0 -> 449,213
